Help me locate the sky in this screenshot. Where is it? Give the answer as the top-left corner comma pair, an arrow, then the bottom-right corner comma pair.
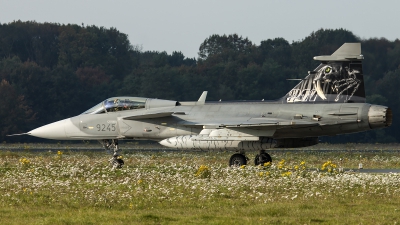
1,0 -> 399,58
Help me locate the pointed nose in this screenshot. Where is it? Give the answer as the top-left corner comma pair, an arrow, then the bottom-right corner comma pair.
159,138 -> 175,148
29,119 -> 73,140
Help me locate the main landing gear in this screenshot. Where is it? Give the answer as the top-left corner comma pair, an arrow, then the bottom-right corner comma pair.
254,150 -> 272,166
100,139 -> 124,168
229,153 -> 248,166
229,150 -> 272,167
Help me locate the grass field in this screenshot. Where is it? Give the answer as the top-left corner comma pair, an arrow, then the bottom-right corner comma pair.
0,143 -> 400,224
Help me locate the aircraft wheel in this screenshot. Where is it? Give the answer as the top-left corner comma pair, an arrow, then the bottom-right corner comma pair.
110,158 -> 124,169
229,153 -> 247,167
254,153 -> 272,165
117,159 -> 124,168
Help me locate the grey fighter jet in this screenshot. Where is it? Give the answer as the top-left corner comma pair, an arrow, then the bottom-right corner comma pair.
10,43 -> 392,168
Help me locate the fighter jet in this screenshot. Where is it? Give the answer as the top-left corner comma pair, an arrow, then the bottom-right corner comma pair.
9,43 -> 392,168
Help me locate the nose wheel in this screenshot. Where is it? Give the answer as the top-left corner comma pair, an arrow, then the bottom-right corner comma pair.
100,139 -> 124,168
110,156 -> 124,169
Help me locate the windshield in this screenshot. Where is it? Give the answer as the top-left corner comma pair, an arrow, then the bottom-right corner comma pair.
82,97 -> 147,114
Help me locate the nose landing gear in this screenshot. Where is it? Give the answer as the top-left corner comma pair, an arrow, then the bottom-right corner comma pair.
100,139 -> 124,168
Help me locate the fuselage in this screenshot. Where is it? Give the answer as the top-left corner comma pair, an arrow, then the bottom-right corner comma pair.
29,100 -> 391,142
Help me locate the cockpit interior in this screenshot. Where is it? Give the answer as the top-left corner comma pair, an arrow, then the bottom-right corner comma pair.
82,97 -> 146,114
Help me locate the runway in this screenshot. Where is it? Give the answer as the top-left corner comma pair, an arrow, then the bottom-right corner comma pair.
343,169 -> 400,173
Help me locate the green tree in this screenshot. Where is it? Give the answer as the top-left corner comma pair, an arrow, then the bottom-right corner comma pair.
198,34 -> 253,60
0,79 -> 34,141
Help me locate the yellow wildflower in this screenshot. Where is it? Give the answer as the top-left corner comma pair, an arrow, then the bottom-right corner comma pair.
321,160 -> 338,174
19,158 -> 30,166
282,171 -> 292,177
195,165 -> 211,178
278,159 -> 285,169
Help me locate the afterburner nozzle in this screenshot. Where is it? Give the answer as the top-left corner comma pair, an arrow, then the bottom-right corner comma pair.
368,105 -> 392,129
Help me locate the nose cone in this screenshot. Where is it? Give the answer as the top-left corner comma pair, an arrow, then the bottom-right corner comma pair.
29,119 -> 73,140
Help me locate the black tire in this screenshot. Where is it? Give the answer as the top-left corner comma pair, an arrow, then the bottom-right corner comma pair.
117,158 -> 124,165
229,153 -> 247,167
117,159 -> 124,168
254,154 -> 260,165
111,158 -> 124,168
254,153 -> 272,165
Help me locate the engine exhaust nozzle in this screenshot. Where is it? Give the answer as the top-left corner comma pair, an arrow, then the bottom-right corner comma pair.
368,105 -> 392,129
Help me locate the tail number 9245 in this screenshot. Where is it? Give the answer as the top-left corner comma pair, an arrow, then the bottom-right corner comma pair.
96,124 -> 116,132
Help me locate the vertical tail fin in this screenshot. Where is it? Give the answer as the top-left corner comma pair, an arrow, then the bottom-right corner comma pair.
283,43 -> 365,103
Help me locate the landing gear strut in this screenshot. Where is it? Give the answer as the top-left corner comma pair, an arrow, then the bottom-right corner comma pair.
100,139 -> 124,168
254,150 -> 272,166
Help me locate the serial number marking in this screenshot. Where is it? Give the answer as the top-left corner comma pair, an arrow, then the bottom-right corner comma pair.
96,124 -> 116,132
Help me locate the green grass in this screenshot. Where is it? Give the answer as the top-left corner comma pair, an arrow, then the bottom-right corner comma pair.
0,145 -> 399,224
1,197 -> 399,224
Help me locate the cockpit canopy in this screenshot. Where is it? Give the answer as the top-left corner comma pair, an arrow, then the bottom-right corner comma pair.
82,97 -> 147,114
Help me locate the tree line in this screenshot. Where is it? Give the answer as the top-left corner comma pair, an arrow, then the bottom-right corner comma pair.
1,21 -> 399,143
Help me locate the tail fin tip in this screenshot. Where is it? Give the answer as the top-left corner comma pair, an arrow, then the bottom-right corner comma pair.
314,43 -> 363,61
332,43 -> 361,56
